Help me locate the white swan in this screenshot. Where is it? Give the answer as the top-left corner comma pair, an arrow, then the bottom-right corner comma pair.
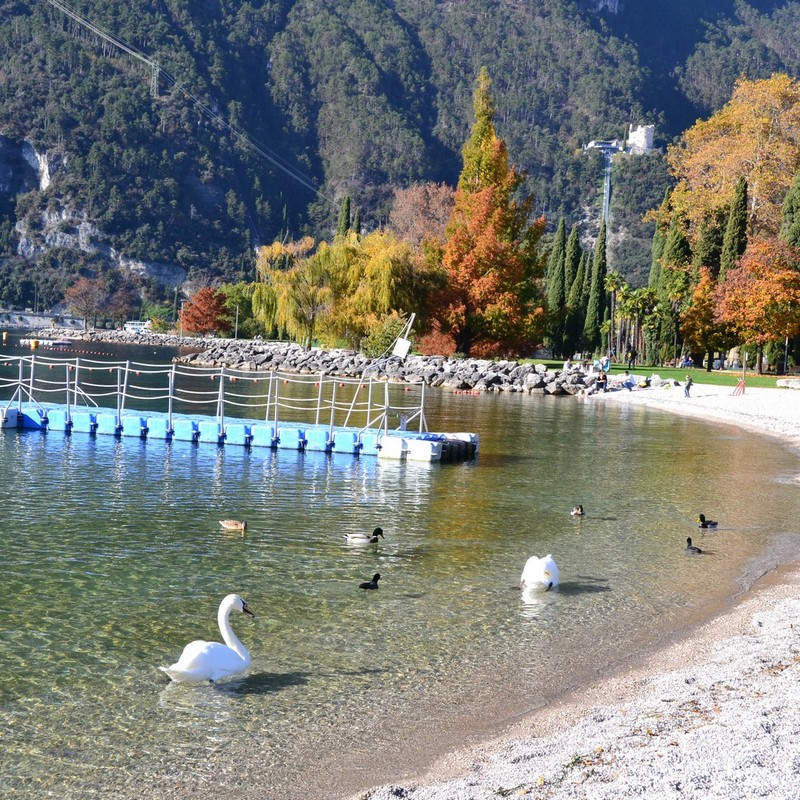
160,594 -> 255,683
520,554 -> 560,591
344,527 -> 385,544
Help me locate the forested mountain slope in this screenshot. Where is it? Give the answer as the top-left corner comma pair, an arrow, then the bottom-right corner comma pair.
0,0 -> 795,306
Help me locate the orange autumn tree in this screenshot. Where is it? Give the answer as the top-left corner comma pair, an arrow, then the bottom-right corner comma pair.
180,287 -> 231,336
679,268 -> 730,370
430,68 -> 546,358
714,238 -> 800,372
667,74 -> 800,239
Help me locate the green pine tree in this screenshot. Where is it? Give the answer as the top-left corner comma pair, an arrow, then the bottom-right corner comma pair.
337,195 -> 351,237
719,176 -> 748,280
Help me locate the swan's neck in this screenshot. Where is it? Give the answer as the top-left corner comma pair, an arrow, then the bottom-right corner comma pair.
218,603 -> 250,664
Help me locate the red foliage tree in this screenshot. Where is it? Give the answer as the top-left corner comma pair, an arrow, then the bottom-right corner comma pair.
679,268 -> 730,370
64,277 -> 108,329
429,69 -> 545,358
179,287 -> 231,336
714,237 -> 800,370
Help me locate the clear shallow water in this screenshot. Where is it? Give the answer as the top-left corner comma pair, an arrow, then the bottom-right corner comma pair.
2,340 -> 800,799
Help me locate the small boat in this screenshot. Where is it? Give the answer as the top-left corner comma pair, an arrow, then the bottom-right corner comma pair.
51,339 -> 73,347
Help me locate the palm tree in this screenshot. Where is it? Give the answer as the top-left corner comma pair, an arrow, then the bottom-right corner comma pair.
629,288 -> 658,361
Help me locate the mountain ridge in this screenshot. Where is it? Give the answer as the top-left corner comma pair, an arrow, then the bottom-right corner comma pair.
0,0 -> 795,307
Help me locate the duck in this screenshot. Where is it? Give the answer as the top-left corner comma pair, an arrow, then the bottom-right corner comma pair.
696,514 -> 718,529
344,527 -> 385,544
359,573 -> 381,590
686,537 -> 703,554
219,519 -> 247,532
160,593 -> 255,683
520,554 -> 560,591
571,505 -> 585,517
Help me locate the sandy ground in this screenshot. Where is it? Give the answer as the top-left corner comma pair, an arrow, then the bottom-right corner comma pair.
354,379 -> 800,800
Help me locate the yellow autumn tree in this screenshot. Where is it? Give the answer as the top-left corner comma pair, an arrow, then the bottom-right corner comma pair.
253,231 -> 432,350
667,74 -> 800,239
252,236 -> 330,348
325,230 -> 423,350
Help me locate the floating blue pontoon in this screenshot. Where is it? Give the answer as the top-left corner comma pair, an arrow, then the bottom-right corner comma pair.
0,353 -> 478,463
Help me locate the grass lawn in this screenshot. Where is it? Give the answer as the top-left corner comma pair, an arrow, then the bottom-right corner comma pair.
532,361 -> 790,390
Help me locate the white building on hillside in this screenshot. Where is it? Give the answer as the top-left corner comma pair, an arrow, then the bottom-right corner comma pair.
626,124 -> 655,154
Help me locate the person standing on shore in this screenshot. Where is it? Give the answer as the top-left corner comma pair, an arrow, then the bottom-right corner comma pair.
684,374 -> 693,397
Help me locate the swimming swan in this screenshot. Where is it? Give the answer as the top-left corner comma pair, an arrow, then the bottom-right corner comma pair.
696,514 -> 718,529
571,505 -> 585,517
520,554 -> 560,591
344,527 -> 385,544
219,519 -> 247,531
686,537 -> 703,554
160,594 -> 255,683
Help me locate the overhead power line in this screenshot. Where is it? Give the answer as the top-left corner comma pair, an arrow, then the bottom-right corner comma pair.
43,0 -> 323,198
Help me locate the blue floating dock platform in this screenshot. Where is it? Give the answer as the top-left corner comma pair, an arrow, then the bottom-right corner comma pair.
0,354 -> 478,463
1,402 -> 478,462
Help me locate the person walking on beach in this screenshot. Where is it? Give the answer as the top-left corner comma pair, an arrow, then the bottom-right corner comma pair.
684,374 -> 693,397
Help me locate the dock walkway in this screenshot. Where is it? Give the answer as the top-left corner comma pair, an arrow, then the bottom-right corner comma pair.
0,353 -> 478,463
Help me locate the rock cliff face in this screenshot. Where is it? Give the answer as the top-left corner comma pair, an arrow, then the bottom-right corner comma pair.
0,135 -> 39,198
2,133 -> 185,289
15,207 -> 107,261
592,0 -> 623,12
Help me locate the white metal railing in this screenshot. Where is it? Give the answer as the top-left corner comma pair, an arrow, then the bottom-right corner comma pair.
0,353 -> 428,436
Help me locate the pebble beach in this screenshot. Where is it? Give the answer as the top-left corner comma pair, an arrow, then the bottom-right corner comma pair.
356,378 -> 800,800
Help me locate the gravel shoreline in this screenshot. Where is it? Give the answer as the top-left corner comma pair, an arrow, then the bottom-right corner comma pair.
355,380 -> 800,800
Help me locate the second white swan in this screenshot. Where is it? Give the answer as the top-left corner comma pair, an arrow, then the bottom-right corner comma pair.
520,554 -> 560,591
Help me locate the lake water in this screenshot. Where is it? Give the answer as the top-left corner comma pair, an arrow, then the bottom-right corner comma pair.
2,336 -> 800,799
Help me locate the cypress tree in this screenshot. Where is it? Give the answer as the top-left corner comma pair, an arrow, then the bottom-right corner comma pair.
692,211 -> 725,279
780,168 -> 800,247
545,218 -> 567,355
648,225 -> 666,289
564,224 -> 582,296
581,251 -> 592,310
337,195 -> 351,237
546,219 -> 566,307
657,215 -> 692,362
564,247 -> 586,356
583,221 -> 607,354
719,177 -> 748,280
352,207 -> 362,238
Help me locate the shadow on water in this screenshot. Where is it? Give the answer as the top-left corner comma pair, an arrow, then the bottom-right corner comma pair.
557,578 -> 612,596
507,576 -> 611,597
218,666 -> 385,697
217,670 -> 311,696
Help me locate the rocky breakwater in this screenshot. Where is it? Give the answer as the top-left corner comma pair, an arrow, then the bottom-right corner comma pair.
46,328 -> 212,349
178,339 -> 594,396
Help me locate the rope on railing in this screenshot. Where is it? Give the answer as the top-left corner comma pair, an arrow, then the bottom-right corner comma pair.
0,353 -> 427,434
